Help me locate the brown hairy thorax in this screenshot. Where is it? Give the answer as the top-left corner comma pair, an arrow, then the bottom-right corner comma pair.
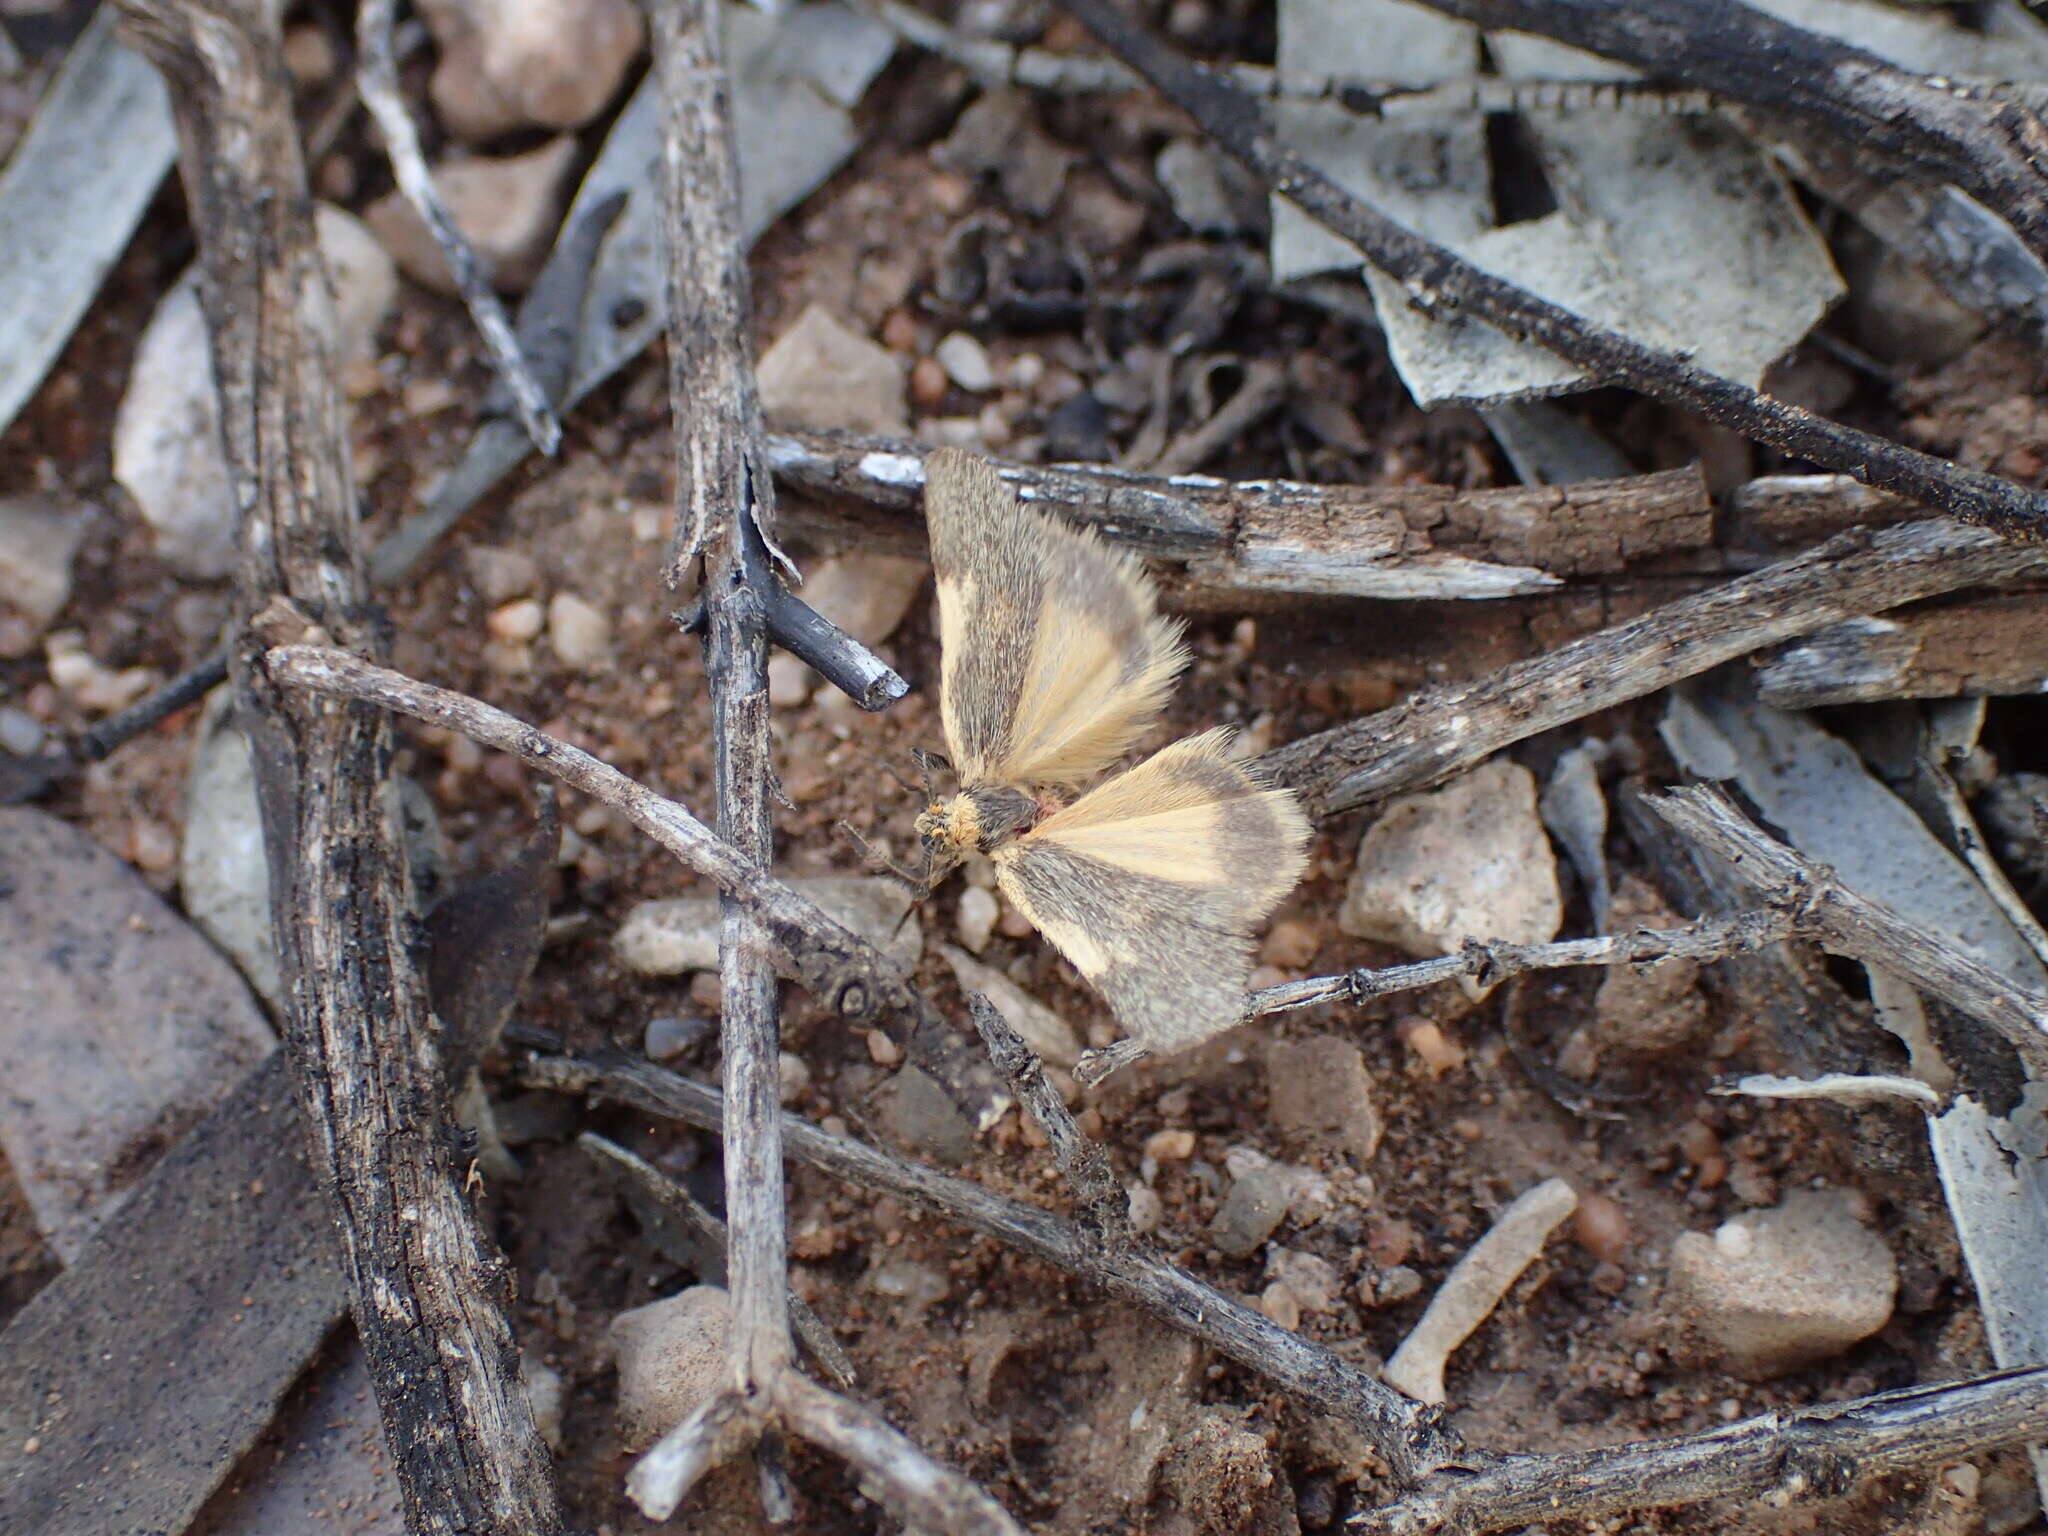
915,782 -> 1044,868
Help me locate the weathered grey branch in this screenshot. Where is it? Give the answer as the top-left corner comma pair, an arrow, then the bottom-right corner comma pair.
967,994 -> 1129,1243
528,1052 -> 1458,1484
1358,1366 -> 2048,1536
1261,519 -> 2048,817
1649,785 -> 2048,1077
1755,592 -> 2048,708
652,0 -> 790,1426
113,3 -> 562,1532
1248,908 -> 1796,1016
356,0 -> 558,454
1051,0 -> 2048,537
1409,0 -> 2048,278
766,430 -> 1711,601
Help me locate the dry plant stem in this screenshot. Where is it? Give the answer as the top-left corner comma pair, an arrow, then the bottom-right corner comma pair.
1410,0 -> 2048,273
1052,0 -> 2048,538
1650,786 -> 2048,1076
967,994 -> 1129,1242
1249,909 -> 1795,1016
1359,1366 -> 2048,1536
355,0 -> 557,455
113,3 -> 562,1533
650,0 -> 789,1472
1262,519 -> 2048,817
536,1053 -> 1457,1484
264,646 -> 960,1041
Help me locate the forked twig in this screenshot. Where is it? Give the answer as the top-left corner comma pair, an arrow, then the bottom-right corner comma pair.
355,0 -> 558,454
629,1 -> 1004,1527
1050,0 -> 2048,538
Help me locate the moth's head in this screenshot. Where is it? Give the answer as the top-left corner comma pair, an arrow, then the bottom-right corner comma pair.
914,794 -> 980,888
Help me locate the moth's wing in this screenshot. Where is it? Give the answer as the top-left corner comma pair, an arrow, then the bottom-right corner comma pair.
924,447 -> 1187,789
992,730 -> 1311,1054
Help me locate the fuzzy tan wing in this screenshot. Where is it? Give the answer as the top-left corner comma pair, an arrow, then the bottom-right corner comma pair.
924,447 -> 1187,789
992,730 -> 1311,1055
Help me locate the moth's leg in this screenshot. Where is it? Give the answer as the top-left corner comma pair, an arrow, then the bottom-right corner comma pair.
835,820 -> 930,896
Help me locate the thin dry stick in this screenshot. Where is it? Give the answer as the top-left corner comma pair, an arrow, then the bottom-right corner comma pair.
1410,0 -> 2048,274
1248,908 -> 1797,1016
650,0 -> 790,1426
634,4 -> 1006,1528
1649,785 -> 2048,1077
355,0 -> 557,454
113,3 -> 562,1532
1358,1366 -> 2048,1536
1261,519 -> 2048,817
535,1052 -> 1457,1483
1051,0 -> 2048,538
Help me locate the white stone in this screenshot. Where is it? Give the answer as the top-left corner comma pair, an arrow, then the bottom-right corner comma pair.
936,331 -> 996,392
617,876 -> 923,976
113,207 -> 397,578
799,553 -> 929,647
43,631 -> 155,714
938,943 -> 1082,1067
0,495 -> 87,657
181,698 -> 280,1006
546,591 -> 611,672
956,885 -> 999,953
1340,757 -> 1561,988
610,1286 -> 732,1448
1669,1189 -> 1897,1378
757,303 -> 908,436
419,0 -> 644,142
486,597 -> 545,643
463,544 -> 539,604
365,137 -> 578,296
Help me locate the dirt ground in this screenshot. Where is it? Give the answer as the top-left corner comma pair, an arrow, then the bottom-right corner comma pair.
3,8 -> 2047,1535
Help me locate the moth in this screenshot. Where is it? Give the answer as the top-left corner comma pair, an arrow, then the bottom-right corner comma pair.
911,447 -> 1311,1070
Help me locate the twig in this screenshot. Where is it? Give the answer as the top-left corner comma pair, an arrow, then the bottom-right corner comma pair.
863,0 -> 1717,116
1246,908 -> 1797,1016
766,430 -> 1714,599
967,993 -> 1129,1243
1050,0 -> 2048,538
527,1051 -> 1458,1484
1409,0 -> 2048,277
652,0 -> 791,1429
1357,1366 -> 2048,1536
113,3 -> 562,1532
1260,519 -> 2048,817
1649,785 -> 2048,1077
355,0 -> 559,454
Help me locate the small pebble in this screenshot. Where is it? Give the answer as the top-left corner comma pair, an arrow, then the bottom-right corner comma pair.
1126,1182 -> 1163,1233
1572,1192 -> 1632,1265
778,1050 -> 811,1104
643,1014 -> 708,1062
866,1029 -> 904,1067
464,545 -> 539,605
127,819 -> 178,874
1366,1217 -> 1416,1268
0,706 -> 44,756
956,885 -> 999,953
610,1286 -> 732,1448
1259,917 -> 1320,970
281,22 -> 337,85
935,332 -> 996,392
1144,1128 -> 1196,1161
1258,1282 -> 1301,1331
880,309 -> 919,352
487,598 -> 545,643
1377,1265 -> 1424,1304
909,356 -> 948,410
1400,1020 -> 1467,1077
996,900 -> 1034,939
767,654 -> 814,707
547,592 -> 611,672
